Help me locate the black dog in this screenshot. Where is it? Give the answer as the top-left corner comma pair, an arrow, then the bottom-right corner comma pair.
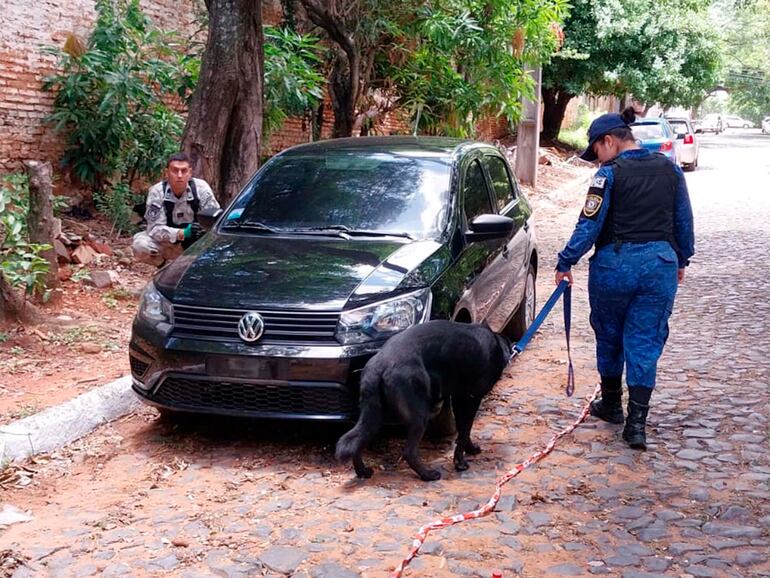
336,320 -> 511,481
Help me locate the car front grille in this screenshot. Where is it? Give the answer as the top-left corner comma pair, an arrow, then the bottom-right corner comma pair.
153,376 -> 356,418
171,304 -> 340,344
129,355 -> 150,379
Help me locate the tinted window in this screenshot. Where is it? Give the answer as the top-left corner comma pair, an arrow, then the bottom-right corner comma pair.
225,151 -> 452,238
463,160 -> 492,221
484,155 -> 515,211
631,123 -> 666,140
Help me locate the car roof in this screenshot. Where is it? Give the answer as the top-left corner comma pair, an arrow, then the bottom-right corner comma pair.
632,118 -> 668,125
278,136 -> 484,158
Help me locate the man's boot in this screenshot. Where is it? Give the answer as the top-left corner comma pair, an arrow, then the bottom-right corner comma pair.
590,375 -> 624,424
623,386 -> 652,450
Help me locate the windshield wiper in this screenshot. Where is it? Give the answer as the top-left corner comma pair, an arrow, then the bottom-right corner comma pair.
293,226 -> 415,240
221,218 -> 279,233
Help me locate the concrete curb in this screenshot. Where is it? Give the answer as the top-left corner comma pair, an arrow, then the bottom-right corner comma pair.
0,375 -> 139,464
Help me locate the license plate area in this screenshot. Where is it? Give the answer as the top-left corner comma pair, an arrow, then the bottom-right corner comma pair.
206,356 -> 289,380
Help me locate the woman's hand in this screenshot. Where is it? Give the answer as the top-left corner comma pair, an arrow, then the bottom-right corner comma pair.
678,268 -> 685,284
555,270 -> 573,286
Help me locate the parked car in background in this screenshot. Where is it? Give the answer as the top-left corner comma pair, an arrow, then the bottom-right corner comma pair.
630,118 -> 681,165
761,116 -> 770,134
130,137 -> 539,422
665,117 -> 699,171
699,114 -> 724,134
723,115 -> 753,129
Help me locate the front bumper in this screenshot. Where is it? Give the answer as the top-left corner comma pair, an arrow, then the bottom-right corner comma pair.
130,323 -> 381,420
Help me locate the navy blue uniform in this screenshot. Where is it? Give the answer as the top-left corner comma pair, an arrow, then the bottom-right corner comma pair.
557,149 -> 694,389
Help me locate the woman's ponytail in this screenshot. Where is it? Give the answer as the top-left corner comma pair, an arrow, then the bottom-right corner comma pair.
620,107 -> 637,125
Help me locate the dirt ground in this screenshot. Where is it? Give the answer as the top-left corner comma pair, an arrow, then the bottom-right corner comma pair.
0,214 -> 156,424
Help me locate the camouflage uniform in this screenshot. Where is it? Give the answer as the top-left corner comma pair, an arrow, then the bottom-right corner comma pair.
557,149 -> 695,390
132,178 -> 219,266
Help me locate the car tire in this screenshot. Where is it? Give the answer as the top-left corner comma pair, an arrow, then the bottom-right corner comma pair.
504,263 -> 536,341
157,407 -> 196,425
684,161 -> 696,172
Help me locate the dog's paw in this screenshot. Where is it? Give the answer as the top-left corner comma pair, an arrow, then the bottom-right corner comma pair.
454,458 -> 470,471
355,466 -> 374,479
466,441 -> 482,455
419,469 -> 442,482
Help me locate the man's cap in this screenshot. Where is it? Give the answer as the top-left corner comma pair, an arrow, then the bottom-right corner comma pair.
580,113 -> 630,161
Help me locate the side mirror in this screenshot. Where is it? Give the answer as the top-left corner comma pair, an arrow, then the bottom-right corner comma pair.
197,207 -> 224,230
465,214 -> 514,243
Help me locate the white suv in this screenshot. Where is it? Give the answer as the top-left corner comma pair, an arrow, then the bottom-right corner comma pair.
762,116 -> 770,134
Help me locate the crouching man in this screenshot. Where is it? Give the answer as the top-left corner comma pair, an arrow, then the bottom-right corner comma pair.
132,152 -> 220,267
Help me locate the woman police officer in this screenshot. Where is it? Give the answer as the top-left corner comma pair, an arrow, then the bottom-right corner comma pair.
555,108 -> 694,450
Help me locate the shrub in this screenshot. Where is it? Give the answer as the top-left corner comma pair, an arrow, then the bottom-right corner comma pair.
0,174 -> 51,297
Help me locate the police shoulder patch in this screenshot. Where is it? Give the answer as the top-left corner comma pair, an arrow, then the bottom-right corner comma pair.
582,194 -> 603,218
146,203 -> 162,220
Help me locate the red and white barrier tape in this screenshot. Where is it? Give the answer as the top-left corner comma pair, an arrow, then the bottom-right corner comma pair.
390,383 -> 601,578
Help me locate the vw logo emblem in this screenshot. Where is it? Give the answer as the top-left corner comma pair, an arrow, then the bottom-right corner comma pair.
237,311 -> 265,342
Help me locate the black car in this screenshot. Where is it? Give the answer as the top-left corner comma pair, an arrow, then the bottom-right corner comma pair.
130,136 -> 538,421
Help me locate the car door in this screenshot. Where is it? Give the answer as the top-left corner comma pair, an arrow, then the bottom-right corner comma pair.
478,152 -> 530,332
445,153 -> 504,323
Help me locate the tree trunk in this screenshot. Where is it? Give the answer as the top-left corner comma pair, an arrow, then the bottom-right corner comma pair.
329,54 -> 357,137
23,160 -> 58,290
298,0 -> 361,138
182,0 -> 264,205
541,87 -> 575,141
0,276 -> 40,325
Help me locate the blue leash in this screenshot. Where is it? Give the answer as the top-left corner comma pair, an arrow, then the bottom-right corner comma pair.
508,279 -> 575,396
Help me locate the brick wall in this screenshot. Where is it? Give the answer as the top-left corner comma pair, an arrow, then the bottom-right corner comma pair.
1,0 -> 509,185
0,0 -> 207,177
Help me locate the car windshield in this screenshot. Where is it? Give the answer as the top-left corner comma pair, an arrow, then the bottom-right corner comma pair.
631,123 -> 666,140
223,151 -> 452,239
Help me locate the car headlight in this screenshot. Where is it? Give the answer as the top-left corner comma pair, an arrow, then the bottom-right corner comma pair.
336,288 -> 431,345
137,281 -> 174,335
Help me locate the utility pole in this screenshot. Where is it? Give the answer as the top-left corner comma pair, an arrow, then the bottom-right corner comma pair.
515,66 -> 542,187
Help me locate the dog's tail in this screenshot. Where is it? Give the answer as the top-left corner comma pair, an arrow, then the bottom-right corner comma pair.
336,370 -> 384,462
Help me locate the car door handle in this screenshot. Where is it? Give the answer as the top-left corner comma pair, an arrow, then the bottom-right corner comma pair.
523,221 -> 530,232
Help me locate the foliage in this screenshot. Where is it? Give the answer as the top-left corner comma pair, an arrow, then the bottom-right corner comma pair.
0,174 -> 51,296
263,26 -> 326,137
42,0 -> 189,191
544,0 -> 722,109
382,0 -> 567,136
715,0 -> 770,122
71,267 -> 92,283
93,182 -> 141,236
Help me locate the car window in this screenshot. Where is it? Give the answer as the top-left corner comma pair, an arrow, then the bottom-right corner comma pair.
668,120 -> 689,135
482,155 -> 516,211
226,151 -> 453,239
631,123 -> 666,140
462,159 -> 493,222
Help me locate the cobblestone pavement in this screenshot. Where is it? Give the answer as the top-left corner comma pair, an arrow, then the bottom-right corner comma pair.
2,132 -> 769,577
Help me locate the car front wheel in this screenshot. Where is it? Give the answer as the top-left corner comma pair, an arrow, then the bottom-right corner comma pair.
504,263 -> 536,341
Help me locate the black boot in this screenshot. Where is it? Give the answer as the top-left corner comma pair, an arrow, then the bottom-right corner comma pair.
590,375 -> 624,424
623,386 -> 652,450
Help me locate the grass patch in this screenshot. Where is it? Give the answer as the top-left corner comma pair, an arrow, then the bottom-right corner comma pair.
558,128 -> 588,151
51,326 -> 96,346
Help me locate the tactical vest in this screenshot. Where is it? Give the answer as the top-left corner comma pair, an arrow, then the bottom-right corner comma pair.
596,153 -> 678,249
163,179 -> 200,226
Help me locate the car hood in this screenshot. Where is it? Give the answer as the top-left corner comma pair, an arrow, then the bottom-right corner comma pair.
153,232 -> 448,310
